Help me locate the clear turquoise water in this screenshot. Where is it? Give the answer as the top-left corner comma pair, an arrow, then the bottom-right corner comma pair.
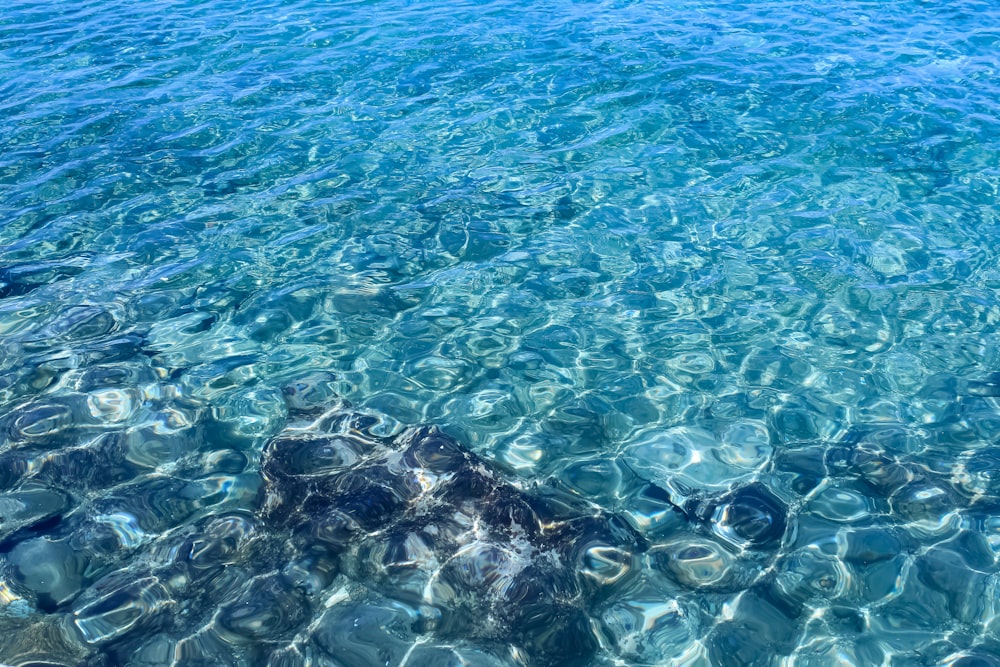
2,0 -> 1000,664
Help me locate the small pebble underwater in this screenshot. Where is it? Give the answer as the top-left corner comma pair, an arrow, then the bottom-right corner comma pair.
2,0 -> 1000,664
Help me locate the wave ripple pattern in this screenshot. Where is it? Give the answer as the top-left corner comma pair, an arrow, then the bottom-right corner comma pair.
2,0 -> 1000,665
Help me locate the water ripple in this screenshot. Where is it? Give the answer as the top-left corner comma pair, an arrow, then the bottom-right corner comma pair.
2,0 -> 1000,664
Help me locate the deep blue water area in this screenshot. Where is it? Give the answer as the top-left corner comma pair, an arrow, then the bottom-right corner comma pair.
2,0 -> 1000,664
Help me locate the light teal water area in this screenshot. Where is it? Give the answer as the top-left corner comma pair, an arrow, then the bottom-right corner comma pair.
1,0 -> 1000,665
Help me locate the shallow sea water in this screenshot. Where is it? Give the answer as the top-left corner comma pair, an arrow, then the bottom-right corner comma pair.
2,0 -> 1000,664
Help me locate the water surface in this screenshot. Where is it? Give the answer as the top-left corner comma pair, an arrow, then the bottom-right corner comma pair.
2,0 -> 1000,665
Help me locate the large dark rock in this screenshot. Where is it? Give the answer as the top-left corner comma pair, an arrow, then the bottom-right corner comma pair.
260,412 -> 646,665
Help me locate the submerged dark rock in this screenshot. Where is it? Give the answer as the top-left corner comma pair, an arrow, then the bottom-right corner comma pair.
260,410 -> 647,666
